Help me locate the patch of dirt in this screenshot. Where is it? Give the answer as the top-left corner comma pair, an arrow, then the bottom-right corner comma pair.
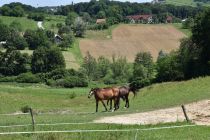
80,24 -> 186,62
94,100 -> 210,125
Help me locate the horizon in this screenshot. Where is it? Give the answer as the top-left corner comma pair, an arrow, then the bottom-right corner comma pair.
0,0 -> 152,7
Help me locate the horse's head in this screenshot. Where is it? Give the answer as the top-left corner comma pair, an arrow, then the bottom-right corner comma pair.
129,84 -> 139,97
88,88 -> 97,98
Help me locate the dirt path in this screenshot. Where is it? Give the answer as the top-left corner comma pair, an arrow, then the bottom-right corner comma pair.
94,100 -> 210,125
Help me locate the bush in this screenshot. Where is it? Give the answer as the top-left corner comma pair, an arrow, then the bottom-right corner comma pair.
55,76 -> 88,88
16,73 -> 42,83
0,76 -> 17,82
21,105 -> 30,113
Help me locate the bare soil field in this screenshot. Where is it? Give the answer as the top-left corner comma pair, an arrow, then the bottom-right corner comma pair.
94,100 -> 210,125
80,24 -> 186,62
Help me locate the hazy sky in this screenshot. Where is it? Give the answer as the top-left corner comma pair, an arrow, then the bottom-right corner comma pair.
0,0 -> 152,7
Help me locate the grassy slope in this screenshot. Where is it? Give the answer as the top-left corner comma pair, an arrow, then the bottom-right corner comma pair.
172,23 -> 192,37
165,0 -> 210,6
1,76 -> 210,115
0,16 -> 37,31
1,77 -> 210,139
43,15 -> 66,32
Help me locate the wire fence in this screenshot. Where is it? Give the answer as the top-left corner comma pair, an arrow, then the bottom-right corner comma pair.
0,124 -> 197,135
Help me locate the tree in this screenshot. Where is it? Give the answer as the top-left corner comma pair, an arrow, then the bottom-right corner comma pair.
11,6 -> 24,17
58,33 -> 75,50
131,52 -> 155,88
31,47 -> 65,73
0,22 -> 10,41
9,21 -> 23,32
65,12 -> 78,26
81,52 -> 97,80
192,9 -> 210,75
97,56 -> 110,78
73,17 -> 86,37
5,32 -> 28,50
182,17 -> 194,29
156,51 -> 184,82
110,56 -> 131,83
0,49 -> 29,76
24,29 -> 50,50
58,26 -> 71,35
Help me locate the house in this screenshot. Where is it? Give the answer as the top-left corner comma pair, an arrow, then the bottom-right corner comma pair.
96,19 -> 106,24
166,16 -> 173,23
54,34 -> 63,44
151,0 -> 165,4
126,15 -> 153,24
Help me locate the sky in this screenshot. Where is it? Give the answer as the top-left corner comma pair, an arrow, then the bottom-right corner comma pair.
0,0 -> 152,7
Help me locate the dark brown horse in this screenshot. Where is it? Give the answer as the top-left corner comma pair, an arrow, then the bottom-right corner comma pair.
107,85 -> 138,109
88,87 -> 119,112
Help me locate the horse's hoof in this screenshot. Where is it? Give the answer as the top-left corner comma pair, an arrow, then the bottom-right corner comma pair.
124,107 -> 128,109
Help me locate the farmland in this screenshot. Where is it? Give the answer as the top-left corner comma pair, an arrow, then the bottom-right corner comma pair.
1,76 -> 210,139
80,24 -> 186,62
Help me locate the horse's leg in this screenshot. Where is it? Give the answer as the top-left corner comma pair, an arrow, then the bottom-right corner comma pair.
96,100 -> 98,112
101,100 -> 107,111
114,97 -> 119,111
109,99 -> 112,110
107,100 -> 109,106
125,95 -> 129,108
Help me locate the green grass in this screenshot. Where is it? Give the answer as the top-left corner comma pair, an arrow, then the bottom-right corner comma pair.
1,76 -> 210,115
165,0 -> 210,6
43,15 -> 66,32
85,24 -> 119,40
0,16 -> 37,31
1,77 -> 210,139
0,122 -> 210,140
173,23 -> 192,37
68,39 -> 83,65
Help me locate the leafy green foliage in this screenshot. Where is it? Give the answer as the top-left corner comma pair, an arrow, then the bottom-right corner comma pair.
65,12 -> 78,26
0,49 -> 29,76
192,9 -> 210,75
156,51 -> 184,82
31,47 -> 65,73
24,29 -> 50,50
131,52 -> 155,88
73,17 -> 86,37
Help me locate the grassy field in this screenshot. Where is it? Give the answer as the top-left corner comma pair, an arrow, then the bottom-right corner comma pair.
0,16 -> 37,31
1,76 -> 210,139
165,0 -> 210,6
43,15 -> 66,32
20,49 -> 80,70
80,24 -> 186,62
172,23 -> 192,37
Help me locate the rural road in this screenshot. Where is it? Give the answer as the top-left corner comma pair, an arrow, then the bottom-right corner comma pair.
94,100 -> 210,126
37,21 -> 44,29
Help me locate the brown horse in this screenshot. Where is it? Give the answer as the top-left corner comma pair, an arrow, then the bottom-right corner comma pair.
107,85 -> 138,109
88,87 -> 119,112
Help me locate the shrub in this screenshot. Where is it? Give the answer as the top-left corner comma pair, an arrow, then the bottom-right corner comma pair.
0,76 -> 17,82
55,76 -> 88,88
16,73 -> 42,83
21,105 -> 30,113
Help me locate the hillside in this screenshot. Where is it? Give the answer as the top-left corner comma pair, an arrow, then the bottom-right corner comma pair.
165,0 -> 210,6
1,76 -> 210,139
0,16 -> 37,31
80,24 -> 186,62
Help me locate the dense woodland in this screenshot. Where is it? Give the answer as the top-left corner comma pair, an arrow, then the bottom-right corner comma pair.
0,1 -> 210,89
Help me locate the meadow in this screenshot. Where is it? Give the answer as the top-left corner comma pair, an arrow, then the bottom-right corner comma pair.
1,77 -> 210,139
0,16 -> 37,31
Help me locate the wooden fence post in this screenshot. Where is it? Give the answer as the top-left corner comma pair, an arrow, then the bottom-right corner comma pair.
181,105 -> 189,122
29,108 -> 35,131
